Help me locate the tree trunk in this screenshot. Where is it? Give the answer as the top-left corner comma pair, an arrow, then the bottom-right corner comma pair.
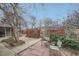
11,26 -> 19,42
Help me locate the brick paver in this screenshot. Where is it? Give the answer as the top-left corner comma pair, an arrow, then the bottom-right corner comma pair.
18,41 -> 49,56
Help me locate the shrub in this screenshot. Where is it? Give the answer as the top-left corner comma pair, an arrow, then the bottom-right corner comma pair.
50,34 -> 79,51
50,34 -> 65,43
50,34 -> 58,42
62,38 -> 79,51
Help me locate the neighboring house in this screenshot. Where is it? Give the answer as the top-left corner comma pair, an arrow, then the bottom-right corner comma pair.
73,29 -> 79,40
73,29 -> 79,35
0,21 -> 12,37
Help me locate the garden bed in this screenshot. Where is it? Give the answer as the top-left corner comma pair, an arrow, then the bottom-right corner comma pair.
1,38 -> 25,48
60,47 -> 79,56
50,49 -> 62,56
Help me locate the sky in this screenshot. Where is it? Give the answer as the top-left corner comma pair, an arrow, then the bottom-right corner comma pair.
0,3 -> 79,25
21,3 -> 79,24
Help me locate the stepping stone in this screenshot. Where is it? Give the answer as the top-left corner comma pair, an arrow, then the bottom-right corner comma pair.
50,45 -> 59,50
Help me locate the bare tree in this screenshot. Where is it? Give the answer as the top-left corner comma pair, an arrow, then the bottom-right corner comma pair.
29,16 -> 37,29
38,20 -> 42,29
43,18 -> 53,29
0,3 -> 24,42
63,10 -> 79,39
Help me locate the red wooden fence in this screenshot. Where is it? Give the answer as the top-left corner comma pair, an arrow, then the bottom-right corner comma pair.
25,28 -> 65,38
47,28 -> 65,35
26,29 -> 40,38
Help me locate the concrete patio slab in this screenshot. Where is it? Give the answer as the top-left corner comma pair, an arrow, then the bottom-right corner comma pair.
11,38 -> 41,54
0,36 -> 42,56
0,43 -> 15,56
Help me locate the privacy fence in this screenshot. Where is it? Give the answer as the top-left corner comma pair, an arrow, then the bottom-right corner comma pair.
25,28 -> 65,38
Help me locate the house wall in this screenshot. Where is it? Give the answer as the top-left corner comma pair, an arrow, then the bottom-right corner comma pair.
0,27 -> 11,37
73,29 -> 79,40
